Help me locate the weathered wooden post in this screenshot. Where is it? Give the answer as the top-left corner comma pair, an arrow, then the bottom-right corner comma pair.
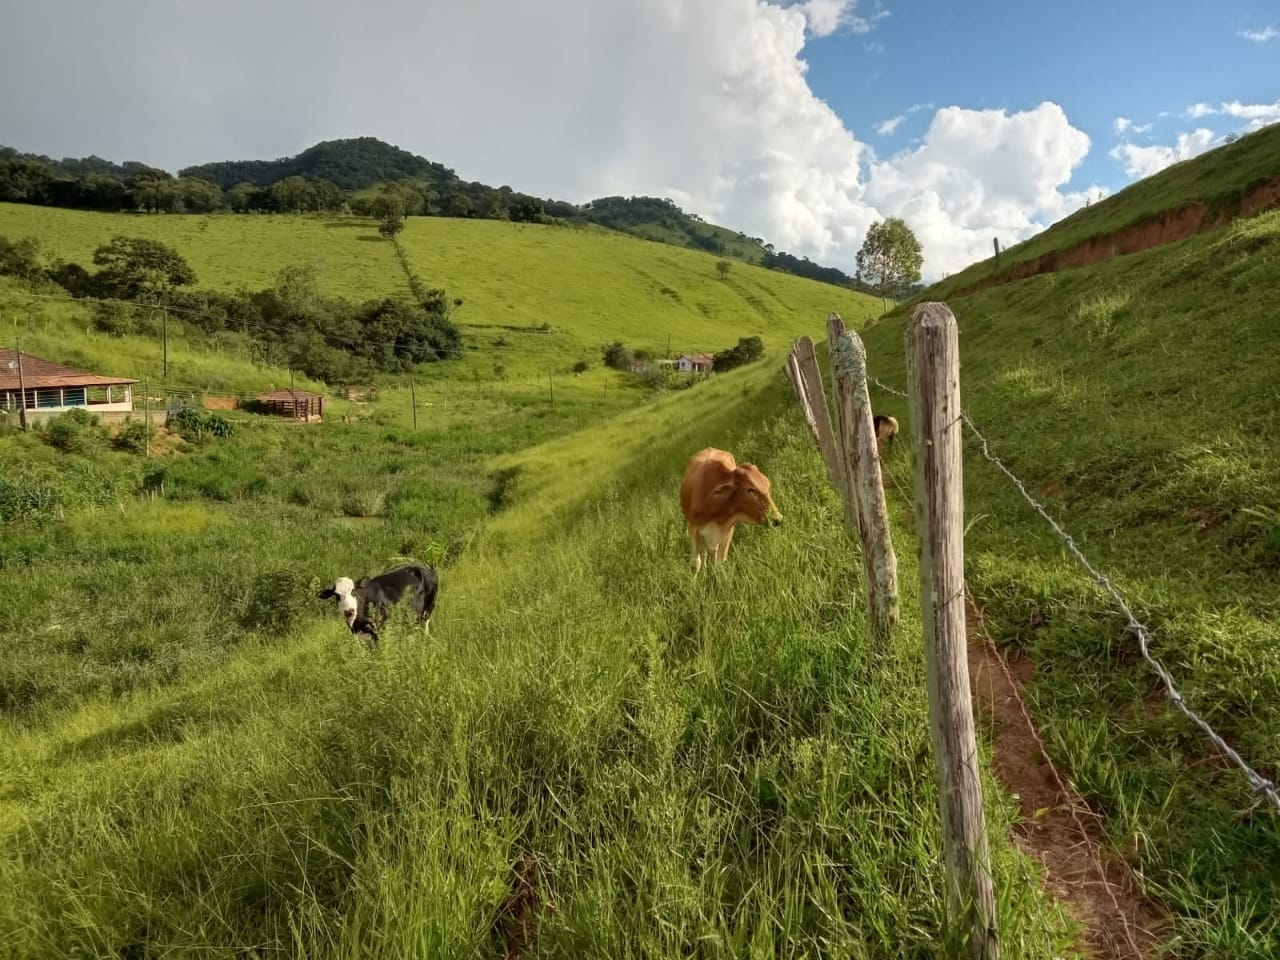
790,335 -> 845,499
827,314 -> 899,642
906,301 -> 998,959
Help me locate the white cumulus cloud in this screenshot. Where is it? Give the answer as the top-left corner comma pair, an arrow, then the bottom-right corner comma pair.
875,115 -> 905,135
1115,116 -> 1153,135
865,103 -> 1102,278
790,0 -> 889,36
1240,25 -> 1279,42
1176,100 -> 1280,133
1220,99 -> 1280,127
1110,128 -> 1216,178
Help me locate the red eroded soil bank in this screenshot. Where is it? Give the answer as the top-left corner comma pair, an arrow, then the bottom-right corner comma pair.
951,175 -> 1280,300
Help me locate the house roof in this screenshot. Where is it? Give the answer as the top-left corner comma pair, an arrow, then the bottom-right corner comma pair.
258,388 -> 324,401
680,353 -> 716,364
0,349 -> 137,390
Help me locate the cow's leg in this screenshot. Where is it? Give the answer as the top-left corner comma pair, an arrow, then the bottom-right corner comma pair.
714,523 -> 736,563
688,525 -> 704,573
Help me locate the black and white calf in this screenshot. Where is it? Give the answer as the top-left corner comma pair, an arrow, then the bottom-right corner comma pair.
317,564 -> 438,648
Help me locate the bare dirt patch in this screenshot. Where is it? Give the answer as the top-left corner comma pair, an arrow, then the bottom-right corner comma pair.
493,852 -> 555,960
966,596 -> 1170,959
1186,505 -> 1222,534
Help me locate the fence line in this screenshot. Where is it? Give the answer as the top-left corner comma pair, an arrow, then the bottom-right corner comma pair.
872,410 -> 1148,959
866,373 -> 1280,813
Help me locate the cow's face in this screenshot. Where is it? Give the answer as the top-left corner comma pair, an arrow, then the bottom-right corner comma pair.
319,577 -> 359,627
714,464 -> 782,527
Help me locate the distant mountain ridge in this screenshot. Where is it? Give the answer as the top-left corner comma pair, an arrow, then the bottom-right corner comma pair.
178,137 -> 454,192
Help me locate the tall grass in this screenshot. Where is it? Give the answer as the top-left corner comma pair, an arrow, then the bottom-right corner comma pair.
0,364 -> 1077,958
864,209 -> 1280,958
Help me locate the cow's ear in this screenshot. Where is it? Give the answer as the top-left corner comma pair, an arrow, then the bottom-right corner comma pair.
711,480 -> 737,499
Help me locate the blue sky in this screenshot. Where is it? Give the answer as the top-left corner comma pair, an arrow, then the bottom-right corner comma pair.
802,0 -> 1279,195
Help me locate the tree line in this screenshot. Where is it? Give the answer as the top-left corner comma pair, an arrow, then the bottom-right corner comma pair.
0,232 -> 463,384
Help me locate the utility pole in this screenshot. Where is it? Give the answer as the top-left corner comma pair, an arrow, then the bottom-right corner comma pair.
410,377 -> 418,429
162,305 -> 169,381
13,336 -> 29,431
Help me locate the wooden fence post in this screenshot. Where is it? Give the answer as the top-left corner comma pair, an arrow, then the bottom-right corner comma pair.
827,314 -> 899,642
906,301 -> 998,959
790,335 -> 845,500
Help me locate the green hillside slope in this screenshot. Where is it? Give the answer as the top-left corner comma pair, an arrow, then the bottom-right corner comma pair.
862,209 -> 1280,957
0,203 -> 880,380
921,122 -> 1280,304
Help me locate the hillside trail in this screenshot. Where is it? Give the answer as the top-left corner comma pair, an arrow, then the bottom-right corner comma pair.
877,466 -> 1170,960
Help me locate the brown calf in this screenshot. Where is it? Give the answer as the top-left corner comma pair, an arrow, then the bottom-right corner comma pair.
679,447 -> 782,573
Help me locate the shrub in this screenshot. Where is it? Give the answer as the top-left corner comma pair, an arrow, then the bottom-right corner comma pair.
114,418 -> 153,455
713,335 -> 766,373
602,340 -> 633,371
169,407 -> 235,441
45,408 -> 108,455
572,360 -> 589,376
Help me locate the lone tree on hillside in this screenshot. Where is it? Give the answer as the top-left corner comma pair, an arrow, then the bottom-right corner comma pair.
716,258 -> 732,279
856,218 -> 923,313
92,235 -> 196,300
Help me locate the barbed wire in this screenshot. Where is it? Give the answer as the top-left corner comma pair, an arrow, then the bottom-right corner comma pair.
874,431 -> 1148,958
866,373 -> 1280,813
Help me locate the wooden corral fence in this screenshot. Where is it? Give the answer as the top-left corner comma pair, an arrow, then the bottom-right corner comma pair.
784,304 -> 998,960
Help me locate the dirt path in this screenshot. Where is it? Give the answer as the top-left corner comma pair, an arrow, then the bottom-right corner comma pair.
873,459 -> 1169,958
965,595 -> 1170,959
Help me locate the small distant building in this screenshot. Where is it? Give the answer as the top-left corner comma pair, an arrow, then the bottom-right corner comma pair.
256,388 -> 325,422
676,353 -> 715,374
0,348 -> 136,424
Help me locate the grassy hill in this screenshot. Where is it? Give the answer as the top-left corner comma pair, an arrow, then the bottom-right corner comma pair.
863,203 -> 1280,955
0,203 -> 878,383
920,122 -> 1280,304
